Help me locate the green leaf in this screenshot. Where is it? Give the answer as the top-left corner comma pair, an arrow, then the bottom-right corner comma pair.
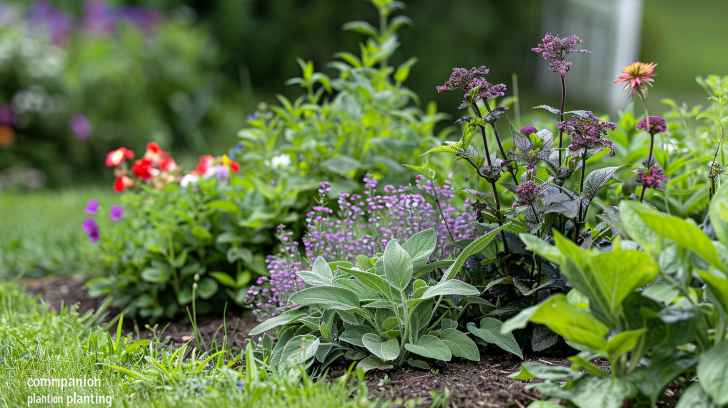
567,376 -> 637,408
340,267 -> 395,299
605,329 -> 645,361
632,202 -> 724,271
340,326 -> 370,347
442,226 -> 504,280
141,266 -> 170,283
321,156 -> 362,177
404,335 -> 452,362
197,278 -> 218,299
697,341 -> 728,405
519,233 -> 562,264
421,279 -> 479,299
628,352 -> 697,406
207,200 -> 240,213
249,309 -> 307,336
290,286 -> 360,310
676,383 -> 719,408
699,271 -> 728,315
280,334 -> 320,366
467,318 -> 523,359
357,355 -> 393,373
709,182 -> 728,249
502,295 -> 608,352
401,228 -> 437,265
583,166 -> 619,201
394,57 -> 417,83
298,257 -> 333,287
383,239 -> 413,291
439,328 -> 480,361
361,333 -> 400,361
618,201 -> 659,252
210,272 -> 237,288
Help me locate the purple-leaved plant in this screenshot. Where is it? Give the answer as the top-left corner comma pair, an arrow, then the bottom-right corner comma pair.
245,176 -> 479,320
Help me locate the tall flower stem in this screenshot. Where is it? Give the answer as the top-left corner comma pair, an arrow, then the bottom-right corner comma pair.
638,91 -> 652,202
575,146 -> 588,241
472,102 -> 519,185
558,74 -> 567,168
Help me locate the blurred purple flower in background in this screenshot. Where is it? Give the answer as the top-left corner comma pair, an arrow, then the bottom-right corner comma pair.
70,114 -> 92,140
532,33 -> 589,76
84,199 -> 99,214
0,104 -> 14,126
82,219 -> 100,243
83,0 -> 116,34
27,0 -> 72,45
110,205 -> 123,222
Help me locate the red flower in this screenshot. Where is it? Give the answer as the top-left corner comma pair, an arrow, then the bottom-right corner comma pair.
615,62 -> 657,96
105,147 -> 135,167
229,160 -> 240,173
146,142 -> 161,154
195,155 -> 213,175
132,158 -> 153,180
114,176 -> 133,192
159,154 -> 177,172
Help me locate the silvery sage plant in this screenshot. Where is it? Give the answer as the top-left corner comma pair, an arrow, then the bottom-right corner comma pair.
250,228 -> 523,374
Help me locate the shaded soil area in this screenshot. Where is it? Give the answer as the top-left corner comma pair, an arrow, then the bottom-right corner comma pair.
366,355 -> 549,408
22,275 -> 257,349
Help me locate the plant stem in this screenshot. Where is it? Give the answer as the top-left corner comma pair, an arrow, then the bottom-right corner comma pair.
475,102 -> 519,186
638,91 -> 652,203
432,188 -> 455,243
558,74 -> 567,168
574,147 -> 587,241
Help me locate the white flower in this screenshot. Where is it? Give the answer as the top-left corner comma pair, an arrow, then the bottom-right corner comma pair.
180,174 -> 199,188
270,154 -> 291,169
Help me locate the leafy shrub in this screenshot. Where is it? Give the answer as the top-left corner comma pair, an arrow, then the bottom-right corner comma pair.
250,228 -> 524,373
504,185 -> 728,406
0,1 -> 240,186
245,176 -> 480,320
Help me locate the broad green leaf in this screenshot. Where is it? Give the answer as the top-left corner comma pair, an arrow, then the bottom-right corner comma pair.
402,228 -> 437,265
698,271 -> 728,316
210,272 -> 237,288
439,328 -> 480,361
709,182 -> 728,249
583,166 -> 619,201
289,286 -> 359,310
443,226 -> 504,280
467,318 -> 523,359
207,200 -> 240,213
404,335 -> 452,362
502,295 -> 608,351
408,298 -> 434,339
628,352 -> 697,406
383,240 -> 413,290
676,383 -> 719,408
519,233 -> 562,264
249,309 -> 307,336
357,355 -> 393,373
321,156 -> 362,177
605,329 -> 645,361
619,201 -> 659,252
362,333 -> 400,361
567,376 -> 637,408
340,267 -> 395,299
632,203 -> 724,271
421,279 -> 479,299
280,334 -> 320,366
339,325 -> 370,347
527,402 -> 563,408
141,266 -> 171,283
697,341 -> 728,405
298,257 -> 333,287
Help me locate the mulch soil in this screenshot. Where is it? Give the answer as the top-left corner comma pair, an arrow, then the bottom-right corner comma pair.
21,275 -> 681,407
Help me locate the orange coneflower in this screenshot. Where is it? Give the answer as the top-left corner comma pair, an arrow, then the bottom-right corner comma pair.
615,62 -> 657,96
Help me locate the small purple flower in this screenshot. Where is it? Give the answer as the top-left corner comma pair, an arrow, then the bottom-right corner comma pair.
637,165 -> 667,189
532,33 -> 590,76
0,104 -> 14,126
514,180 -> 543,207
85,199 -> 99,214
215,165 -> 229,181
558,112 -> 616,152
636,115 -> 667,136
520,125 -> 538,136
70,114 -> 92,140
110,205 -> 124,222
436,66 -> 507,103
82,219 -> 100,243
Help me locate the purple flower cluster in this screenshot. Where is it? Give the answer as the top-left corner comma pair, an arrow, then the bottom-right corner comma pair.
532,33 -> 589,76
70,114 -> 92,140
637,165 -> 667,189
81,199 -> 124,243
513,180 -> 543,207
558,112 -> 616,152
519,125 -> 538,136
245,176 -> 480,320
436,66 -> 507,102
636,115 -> 667,136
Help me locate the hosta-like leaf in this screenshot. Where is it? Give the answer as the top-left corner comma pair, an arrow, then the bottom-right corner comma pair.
402,228 -> 437,265
519,233 -> 562,264
439,328 -> 480,361
467,318 -> 522,359
280,335 -> 320,366
698,271 -> 728,316
697,341 -> 728,405
249,309 -> 307,336
383,240 -> 413,290
619,201 -> 659,252
404,335 -> 452,362
421,279 -> 479,299
676,383 -> 718,408
340,267 -> 395,299
297,256 -> 333,287
502,294 -> 608,352
289,286 -> 359,310
362,333 -> 400,361
605,329 -> 645,361
567,376 -> 637,408
583,166 -> 619,201
357,355 -> 393,373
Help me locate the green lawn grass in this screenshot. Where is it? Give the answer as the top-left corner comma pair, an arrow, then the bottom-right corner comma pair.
0,187 -> 114,279
0,282 -> 375,407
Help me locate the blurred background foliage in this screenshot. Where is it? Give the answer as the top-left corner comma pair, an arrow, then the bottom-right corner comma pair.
1,0 -> 727,188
